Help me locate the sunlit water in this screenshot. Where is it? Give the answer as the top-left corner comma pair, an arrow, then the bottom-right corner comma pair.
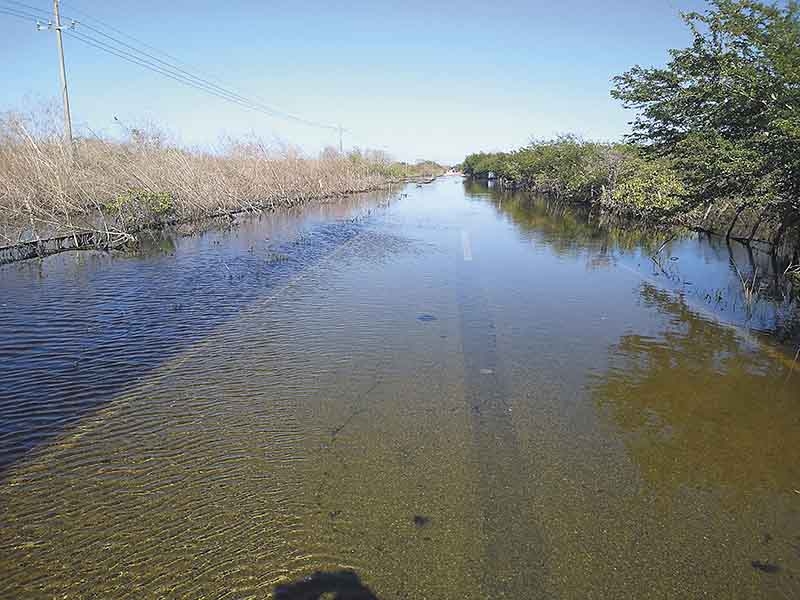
1,178 -> 798,599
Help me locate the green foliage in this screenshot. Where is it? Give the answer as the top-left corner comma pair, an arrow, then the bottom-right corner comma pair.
611,0 -> 800,231
369,159 -> 445,180
104,189 -> 176,225
463,137 -> 616,200
461,152 -> 505,179
607,155 -> 687,218
463,1 -> 800,238
463,138 -> 681,214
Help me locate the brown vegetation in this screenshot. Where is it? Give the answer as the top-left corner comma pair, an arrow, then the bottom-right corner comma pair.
0,107 -> 442,259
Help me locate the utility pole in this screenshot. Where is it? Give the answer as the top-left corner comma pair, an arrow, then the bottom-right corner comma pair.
53,0 -> 73,147
38,1 -> 74,147
338,124 -> 343,154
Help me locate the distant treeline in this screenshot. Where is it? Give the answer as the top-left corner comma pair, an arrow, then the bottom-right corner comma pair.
462,138 -> 686,218
387,159 -> 445,180
461,0 -> 800,252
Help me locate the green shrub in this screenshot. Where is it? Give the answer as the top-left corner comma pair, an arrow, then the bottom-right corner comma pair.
605,156 -> 687,219
104,189 -> 176,225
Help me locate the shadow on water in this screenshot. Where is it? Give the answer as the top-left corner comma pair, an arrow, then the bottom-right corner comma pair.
0,192 -> 394,474
274,570 -> 379,600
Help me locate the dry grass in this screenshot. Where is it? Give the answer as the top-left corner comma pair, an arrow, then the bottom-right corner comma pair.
0,107 -> 416,249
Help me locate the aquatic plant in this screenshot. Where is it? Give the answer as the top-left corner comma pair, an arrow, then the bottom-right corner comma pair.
734,264 -> 763,312
605,154 -> 686,219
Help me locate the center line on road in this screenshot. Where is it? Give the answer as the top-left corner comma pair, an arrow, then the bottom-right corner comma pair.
461,230 -> 473,262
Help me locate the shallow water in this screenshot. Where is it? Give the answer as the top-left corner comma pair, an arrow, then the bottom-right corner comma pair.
1,177 -> 798,599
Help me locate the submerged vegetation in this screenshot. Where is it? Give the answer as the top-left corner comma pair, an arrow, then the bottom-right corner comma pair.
0,106 -> 443,260
462,0 -> 800,255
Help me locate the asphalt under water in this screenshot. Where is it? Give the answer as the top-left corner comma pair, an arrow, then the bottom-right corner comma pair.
1,177 -> 799,599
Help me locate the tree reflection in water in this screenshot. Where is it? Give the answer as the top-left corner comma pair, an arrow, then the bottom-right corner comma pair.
591,283 -> 800,497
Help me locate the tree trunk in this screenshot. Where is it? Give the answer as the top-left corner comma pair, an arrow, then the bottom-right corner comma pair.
726,203 -> 747,240
745,206 -> 768,244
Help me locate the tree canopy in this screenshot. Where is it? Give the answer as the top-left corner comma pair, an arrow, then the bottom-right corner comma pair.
611,0 -> 800,232
462,1 -> 800,248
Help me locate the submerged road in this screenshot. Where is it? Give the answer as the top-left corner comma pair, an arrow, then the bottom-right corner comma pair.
1,177 -> 799,598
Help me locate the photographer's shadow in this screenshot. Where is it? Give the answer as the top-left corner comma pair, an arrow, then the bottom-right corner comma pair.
273,570 -> 379,600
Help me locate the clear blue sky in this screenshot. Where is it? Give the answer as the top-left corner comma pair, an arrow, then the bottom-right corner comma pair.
0,0 -> 708,163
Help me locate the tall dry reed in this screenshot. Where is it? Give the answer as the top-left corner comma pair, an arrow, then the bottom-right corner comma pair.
0,108 -> 401,247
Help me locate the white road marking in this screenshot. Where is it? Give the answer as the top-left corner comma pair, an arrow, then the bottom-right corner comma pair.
461,230 -> 473,262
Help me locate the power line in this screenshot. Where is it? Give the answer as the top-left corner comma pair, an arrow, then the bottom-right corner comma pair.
0,2 -> 285,136
9,1 -> 341,132
52,3 -> 239,83
0,1 -> 52,23
1,2 -> 76,147
74,23 -> 338,130
65,29 -> 292,118
1,1 -> 46,14
1,1 -> 365,149
63,28 -> 344,132
3,0 -> 50,12
0,8 -> 30,20
0,5 -> 44,21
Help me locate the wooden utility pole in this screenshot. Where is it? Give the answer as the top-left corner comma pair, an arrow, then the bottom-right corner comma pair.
53,0 -> 73,147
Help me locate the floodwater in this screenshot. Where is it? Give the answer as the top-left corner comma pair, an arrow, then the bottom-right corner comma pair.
1,177 -> 799,599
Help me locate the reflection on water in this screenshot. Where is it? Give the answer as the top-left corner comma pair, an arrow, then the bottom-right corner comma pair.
1,178 -> 799,599
481,184 -> 800,345
591,283 -> 800,496
464,179 -> 671,255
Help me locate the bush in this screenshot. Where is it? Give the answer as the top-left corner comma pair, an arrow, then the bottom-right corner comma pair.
104,189 -> 177,228
604,156 -> 686,219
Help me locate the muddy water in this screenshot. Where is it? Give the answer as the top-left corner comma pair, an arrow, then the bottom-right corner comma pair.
1,178 -> 798,599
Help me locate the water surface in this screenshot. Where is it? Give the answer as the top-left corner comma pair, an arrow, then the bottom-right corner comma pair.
1,178 -> 798,599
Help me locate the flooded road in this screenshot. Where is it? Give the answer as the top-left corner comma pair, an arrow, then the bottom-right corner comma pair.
1,177 -> 799,598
